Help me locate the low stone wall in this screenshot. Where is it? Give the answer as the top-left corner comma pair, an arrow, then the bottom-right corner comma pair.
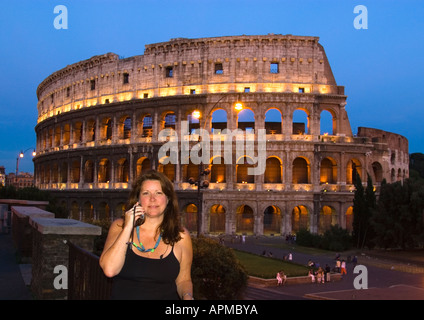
11,206 -> 54,261
10,205 -> 102,300
30,217 -> 101,300
248,272 -> 342,287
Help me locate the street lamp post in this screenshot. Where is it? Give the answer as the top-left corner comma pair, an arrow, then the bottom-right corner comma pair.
15,148 -> 36,176
188,167 -> 210,237
188,96 -> 244,237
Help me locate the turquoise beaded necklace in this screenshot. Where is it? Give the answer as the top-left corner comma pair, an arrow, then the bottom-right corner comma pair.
130,226 -> 162,253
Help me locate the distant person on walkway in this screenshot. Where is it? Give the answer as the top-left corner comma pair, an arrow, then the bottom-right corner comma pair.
341,260 -> 347,275
325,264 -> 331,282
308,269 -> 316,283
277,270 -> 287,286
335,258 -> 341,273
99,170 -> 193,300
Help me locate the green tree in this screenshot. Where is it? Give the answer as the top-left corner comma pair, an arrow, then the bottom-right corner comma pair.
372,179 -> 424,248
352,173 -> 366,248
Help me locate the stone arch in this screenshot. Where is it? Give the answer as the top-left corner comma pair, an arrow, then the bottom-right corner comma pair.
292,157 -> 310,184
320,157 -> 337,184
98,201 -> 110,221
236,204 -> 254,234
291,205 -> 310,232
209,204 -> 226,234
263,205 -> 282,235
265,108 -> 282,134
210,155 -> 226,183
210,109 -> 228,133
181,203 -> 197,233
346,158 -> 362,184
345,206 -> 353,234
292,108 -> 309,135
319,205 -> 337,234
264,156 -> 282,183
98,158 -> 111,183
237,108 -> 255,133
320,109 -> 335,135
84,159 -> 95,183
372,161 -> 383,183
135,157 -> 151,179
236,155 -> 255,183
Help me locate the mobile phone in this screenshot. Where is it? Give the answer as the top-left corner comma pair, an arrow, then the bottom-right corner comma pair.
134,205 -> 145,226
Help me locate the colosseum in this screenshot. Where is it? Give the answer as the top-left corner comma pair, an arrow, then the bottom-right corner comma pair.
34,34 -> 409,236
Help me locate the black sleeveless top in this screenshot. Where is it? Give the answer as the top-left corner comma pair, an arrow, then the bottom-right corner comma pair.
110,245 -> 180,300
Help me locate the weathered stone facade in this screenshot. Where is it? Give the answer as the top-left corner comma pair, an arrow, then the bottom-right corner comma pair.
34,34 -> 409,236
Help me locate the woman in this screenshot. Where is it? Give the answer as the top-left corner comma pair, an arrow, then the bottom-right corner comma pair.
99,170 -> 193,300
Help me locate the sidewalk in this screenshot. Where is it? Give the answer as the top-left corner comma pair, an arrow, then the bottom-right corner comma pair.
0,233 -> 32,300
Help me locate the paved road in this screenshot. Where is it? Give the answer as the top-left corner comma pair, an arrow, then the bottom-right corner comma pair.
225,236 -> 424,300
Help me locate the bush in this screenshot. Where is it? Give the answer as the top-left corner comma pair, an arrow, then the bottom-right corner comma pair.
295,226 -> 352,251
295,229 -> 322,247
191,236 -> 248,300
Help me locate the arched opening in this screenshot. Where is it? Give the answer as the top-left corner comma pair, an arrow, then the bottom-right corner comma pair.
98,158 -> 111,183
320,110 -> 334,135
141,114 -> 153,137
71,160 -> 80,183
82,201 -> 94,221
263,205 -> 281,235
236,205 -> 254,234
211,156 -> 226,183
136,158 -> 151,179
237,108 -> 255,133
158,162 -> 175,182
292,157 -> 310,184
292,205 -> 309,232
346,159 -> 362,184
211,109 -> 227,134
319,205 -> 337,234
70,202 -> 79,220
264,157 -> 282,183
265,108 -> 282,134
372,161 -> 383,183
84,160 -> 94,183
236,156 -> 255,183
292,109 -> 308,134
60,162 -> 68,183
98,202 -> 110,221
320,157 -> 337,184
86,119 -> 96,142
117,158 -> 129,183
100,117 -> 112,141
345,206 -> 353,234
182,203 -> 197,233
209,204 -> 226,234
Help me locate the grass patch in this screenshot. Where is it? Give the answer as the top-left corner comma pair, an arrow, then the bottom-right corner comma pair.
233,250 -> 310,279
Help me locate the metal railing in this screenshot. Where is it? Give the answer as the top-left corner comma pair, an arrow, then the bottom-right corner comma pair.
68,242 -> 112,300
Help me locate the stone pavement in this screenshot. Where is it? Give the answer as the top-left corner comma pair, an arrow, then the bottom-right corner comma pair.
224,236 -> 424,300
0,233 -> 32,300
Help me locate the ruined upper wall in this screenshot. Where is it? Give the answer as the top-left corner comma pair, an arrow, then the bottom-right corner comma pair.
36,34 -> 342,123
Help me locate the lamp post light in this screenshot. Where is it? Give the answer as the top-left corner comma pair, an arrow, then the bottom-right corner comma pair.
15,148 -> 36,176
189,97 -> 243,236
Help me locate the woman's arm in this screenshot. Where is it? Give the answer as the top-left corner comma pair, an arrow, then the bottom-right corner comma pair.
175,229 -> 194,300
99,204 -> 143,277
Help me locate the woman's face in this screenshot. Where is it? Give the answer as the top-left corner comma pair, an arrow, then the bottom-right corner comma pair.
139,179 -> 168,218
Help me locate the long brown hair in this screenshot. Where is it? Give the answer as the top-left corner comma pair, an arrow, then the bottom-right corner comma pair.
125,170 -> 182,245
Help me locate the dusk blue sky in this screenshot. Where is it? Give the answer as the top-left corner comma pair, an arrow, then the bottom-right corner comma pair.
1,0 -> 423,174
